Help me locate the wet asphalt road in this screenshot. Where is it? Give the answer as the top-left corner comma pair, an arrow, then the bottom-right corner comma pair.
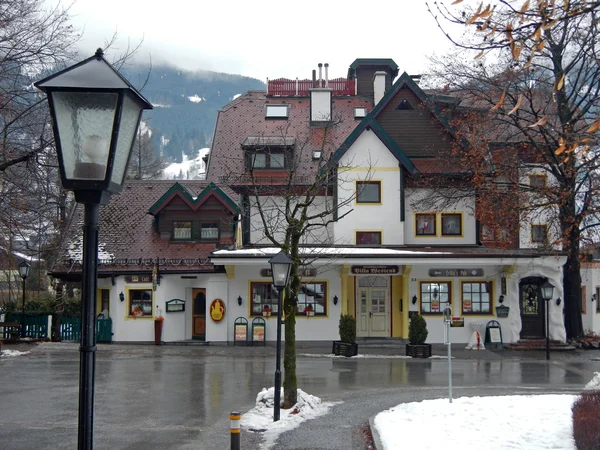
0,342 -> 599,449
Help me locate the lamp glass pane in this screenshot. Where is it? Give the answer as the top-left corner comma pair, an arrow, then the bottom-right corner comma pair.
271,264 -> 291,287
110,94 -> 143,188
51,91 -> 117,180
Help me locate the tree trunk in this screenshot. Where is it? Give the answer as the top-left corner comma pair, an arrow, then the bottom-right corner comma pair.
560,192 -> 584,339
283,237 -> 300,409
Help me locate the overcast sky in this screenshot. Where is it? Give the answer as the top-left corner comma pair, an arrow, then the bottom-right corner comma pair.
63,0 -> 467,81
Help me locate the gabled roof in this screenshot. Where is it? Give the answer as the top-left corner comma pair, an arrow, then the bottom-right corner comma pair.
50,181 -> 239,278
330,116 -> 417,173
148,182 -> 239,216
370,72 -> 459,139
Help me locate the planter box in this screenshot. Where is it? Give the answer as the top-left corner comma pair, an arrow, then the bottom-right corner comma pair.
405,343 -> 432,358
332,341 -> 358,357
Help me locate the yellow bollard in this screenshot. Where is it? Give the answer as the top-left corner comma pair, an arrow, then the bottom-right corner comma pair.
230,411 -> 241,450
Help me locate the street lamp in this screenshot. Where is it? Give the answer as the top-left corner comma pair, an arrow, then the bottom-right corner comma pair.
540,280 -> 555,361
18,261 -> 30,338
34,48 -> 152,450
268,250 -> 292,422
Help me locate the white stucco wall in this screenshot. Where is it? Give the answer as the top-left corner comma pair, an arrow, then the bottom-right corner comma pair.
249,196 -> 333,245
581,265 -> 600,335
406,257 -> 566,344
226,264 -> 342,342
106,273 -> 232,343
518,166 -> 561,250
310,89 -> 332,122
404,189 -> 476,246
335,128 -> 404,245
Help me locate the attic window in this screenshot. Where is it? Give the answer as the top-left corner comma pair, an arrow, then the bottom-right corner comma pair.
396,100 -> 413,110
266,104 -> 289,119
312,150 -> 322,160
354,107 -> 367,119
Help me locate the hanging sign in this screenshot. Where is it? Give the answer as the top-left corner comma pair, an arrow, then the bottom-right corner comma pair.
209,299 -> 226,322
124,274 -> 152,283
351,265 -> 400,275
428,268 -> 484,277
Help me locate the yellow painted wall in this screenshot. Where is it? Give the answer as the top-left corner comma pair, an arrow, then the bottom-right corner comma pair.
392,276 -> 403,337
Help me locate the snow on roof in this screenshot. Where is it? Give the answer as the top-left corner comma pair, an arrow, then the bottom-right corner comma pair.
212,247 -> 452,257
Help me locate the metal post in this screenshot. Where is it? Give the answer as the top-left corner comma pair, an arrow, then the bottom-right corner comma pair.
546,299 -> 550,361
273,286 -> 283,422
230,411 -> 241,450
78,202 -> 100,449
21,277 -> 26,338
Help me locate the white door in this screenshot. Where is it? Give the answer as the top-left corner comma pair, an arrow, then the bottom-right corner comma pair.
356,277 -> 390,337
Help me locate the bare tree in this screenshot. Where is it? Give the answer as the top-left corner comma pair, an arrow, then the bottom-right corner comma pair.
426,0 -> 600,338
220,118 -> 371,408
127,122 -> 165,180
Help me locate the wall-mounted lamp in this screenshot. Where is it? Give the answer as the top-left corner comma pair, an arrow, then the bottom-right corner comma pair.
556,297 -> 562,306
498,295 -> 505,304
237,295 -> 243,306
119,292 -> 125,302
412,295 -> 417,305
333,295 -> 338,305
592,294 -> 597,302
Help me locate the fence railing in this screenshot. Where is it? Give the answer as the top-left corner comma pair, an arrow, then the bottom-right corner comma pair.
60,317 -> 113,342
4,313 -> 50,339
267,78 -> 356,96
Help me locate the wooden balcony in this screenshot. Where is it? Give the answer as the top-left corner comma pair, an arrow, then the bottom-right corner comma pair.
267,78 -> 356,97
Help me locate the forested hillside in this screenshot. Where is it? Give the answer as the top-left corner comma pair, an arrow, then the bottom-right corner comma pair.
120,65 -> 265,162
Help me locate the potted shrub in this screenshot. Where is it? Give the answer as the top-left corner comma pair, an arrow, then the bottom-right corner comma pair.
332,314 -> 358,357
405,313 -> 432,358
154,314 -> 164,345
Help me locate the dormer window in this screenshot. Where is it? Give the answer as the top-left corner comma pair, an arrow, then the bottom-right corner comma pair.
201,223 -> 219,240
354,107 -> 367,119
266,104 -> 289,119
173,221 -> 192,240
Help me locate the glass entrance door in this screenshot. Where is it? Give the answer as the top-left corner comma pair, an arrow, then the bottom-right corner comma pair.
357,277 -> 390,337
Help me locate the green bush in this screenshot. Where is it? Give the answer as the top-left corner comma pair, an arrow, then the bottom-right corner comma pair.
339,314 -> 356,344
408,314 -> 428,345
572,391 -> 600,449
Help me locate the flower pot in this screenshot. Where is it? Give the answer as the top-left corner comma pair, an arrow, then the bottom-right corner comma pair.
154,320 -> 163,345
332,341 -> 358,357
405,343 -> 432,358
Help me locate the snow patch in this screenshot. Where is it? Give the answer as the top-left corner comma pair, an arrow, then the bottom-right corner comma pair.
162,148 -> 210,180
188,95 -> 205,103
0,350 -> 30,357
232,93 -> 242,100
584,372 -> 600,390
241,388 -> 340,449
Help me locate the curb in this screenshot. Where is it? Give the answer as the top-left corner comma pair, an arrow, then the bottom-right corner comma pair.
368,414 -> 384,450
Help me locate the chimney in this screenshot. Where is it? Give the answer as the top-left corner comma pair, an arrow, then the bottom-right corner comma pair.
373,71 -> 387,105
324,63 -> 329,88
318,63 -> 323,88
312,70 -> 316,88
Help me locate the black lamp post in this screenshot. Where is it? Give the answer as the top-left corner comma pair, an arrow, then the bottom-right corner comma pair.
34,48 -> 152,450
18,261 -> 31,337
268,250 -> 292,422
540,280 -> 555,361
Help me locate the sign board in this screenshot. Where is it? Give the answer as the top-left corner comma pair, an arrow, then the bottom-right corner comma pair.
260,268 -> 317,278
351,265 -> 399,275
252,317 -> 266,346
450,317 -> 465,328
428,268 -> 484,277
233,317 -> 248,346
124,274 -> 152,283
235,324 -> 247,341
209,299 -> 225,322
488,327 -> 502,343
165,299 -> 185,313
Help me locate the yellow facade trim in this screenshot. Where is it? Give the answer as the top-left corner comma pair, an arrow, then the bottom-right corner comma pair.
225,265 -> 235,279
123,285 -> 155,321
341,265 -> 350,315
401,265 -> 412,338
343,167 -> 400,172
